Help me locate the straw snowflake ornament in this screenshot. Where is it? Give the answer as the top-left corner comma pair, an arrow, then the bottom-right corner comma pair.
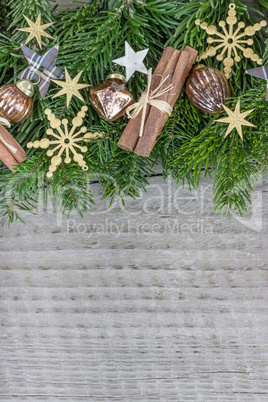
196,3 -> 267,79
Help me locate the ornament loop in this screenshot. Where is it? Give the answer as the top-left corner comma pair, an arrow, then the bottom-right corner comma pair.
30,73 -> 41,86
0,133 -> 18,154
0,117 -> 11,128
111,64 -> 124,74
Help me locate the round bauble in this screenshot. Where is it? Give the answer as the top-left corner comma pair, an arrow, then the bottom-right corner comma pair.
185,65 -> 231,115
0,80 -> 34,127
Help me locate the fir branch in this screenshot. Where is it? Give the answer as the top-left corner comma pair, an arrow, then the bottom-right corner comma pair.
156,95 -> 212,178
83,121 -> 155,202
167,128 -> 221,190
48,162 -> 95,218
0,0 -> 11,32
0,0 -> 267,226
0,154 -> 48,225
168,86 -> 267,215
212,134 -> 259,216
55,0 -> 178,98
8,0 -> 57,35
0,34 -> 22,84
55,6 -> 125,87
60,163 -> 80,206
166,0 -> 267,94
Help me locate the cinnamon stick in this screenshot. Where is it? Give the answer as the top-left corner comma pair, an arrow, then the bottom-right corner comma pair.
117,47 -> 181,152
0,124 -> 26,163
134,46 -> 198,157
0,124 -> 26,171
0,141 -> 20,172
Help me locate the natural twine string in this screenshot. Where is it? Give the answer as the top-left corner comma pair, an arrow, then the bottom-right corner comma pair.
0,117 -> 11,128
0,133 -> 18,154
126,68 -> 174,137
0,118 -> 18,154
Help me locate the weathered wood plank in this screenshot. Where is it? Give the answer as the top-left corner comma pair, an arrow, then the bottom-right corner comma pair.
1,0 -> 268,400
1,175 -> 268,400
56,0 -> 88,9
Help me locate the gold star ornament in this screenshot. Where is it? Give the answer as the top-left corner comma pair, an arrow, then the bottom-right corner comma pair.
216,98 -> 256,140
17,13 -> 54,49
52,67 -> 90,108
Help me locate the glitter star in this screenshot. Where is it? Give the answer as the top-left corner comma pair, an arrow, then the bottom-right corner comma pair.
112,41 -> 149,81
52,67 -> 90,108
27,106 -> 104,178
196,3 -> 267,79
216,98 -> 256,140
17,13 -> 54,49
246,66 -> 268,101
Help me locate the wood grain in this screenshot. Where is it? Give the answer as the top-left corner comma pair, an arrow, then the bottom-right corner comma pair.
1,0 -> 268,400
0,124 -> 27,163
1,176 -> 268,401
0,140 -> 19,172
55,0 -> 89,10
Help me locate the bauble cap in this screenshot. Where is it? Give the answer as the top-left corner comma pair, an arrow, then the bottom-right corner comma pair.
16,80 -> 35,97
106,73 -> 126,83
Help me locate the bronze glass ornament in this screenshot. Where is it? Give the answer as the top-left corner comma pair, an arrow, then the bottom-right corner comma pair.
89,73 -> 133,121
0,80 -> 34,127
185,65 -> 231,115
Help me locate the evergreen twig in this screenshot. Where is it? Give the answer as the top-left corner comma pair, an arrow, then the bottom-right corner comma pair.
0,0 -> 267,225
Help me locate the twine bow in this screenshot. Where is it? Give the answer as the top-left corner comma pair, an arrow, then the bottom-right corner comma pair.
126,68 -> 173,137
0,117 -> 11,128
0,133 -> 17,154
0,118 -> 17,154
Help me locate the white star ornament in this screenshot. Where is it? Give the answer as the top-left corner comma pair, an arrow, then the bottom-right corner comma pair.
112,41 -> 149,81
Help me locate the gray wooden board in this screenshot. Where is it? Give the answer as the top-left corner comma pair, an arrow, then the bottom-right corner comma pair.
1,175 -> 268,401
1,0 -> 268,400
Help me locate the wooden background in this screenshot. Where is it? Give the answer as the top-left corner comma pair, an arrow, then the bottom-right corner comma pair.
1,0 -> 268,401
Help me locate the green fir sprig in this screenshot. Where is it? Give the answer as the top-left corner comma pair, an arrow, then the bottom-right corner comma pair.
167,87 -> 268,215
0,0 -> 267,225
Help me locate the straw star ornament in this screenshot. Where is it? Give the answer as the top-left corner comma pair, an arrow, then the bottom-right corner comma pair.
216,99 -> 256,140
27,106 -> 104,178
196,3 -> 267,79
17,13 -> 54,49
52,67 -> 90,108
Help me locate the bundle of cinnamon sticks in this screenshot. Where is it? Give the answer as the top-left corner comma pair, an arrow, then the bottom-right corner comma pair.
117,46 -> 198,157
0,124 -> 26,171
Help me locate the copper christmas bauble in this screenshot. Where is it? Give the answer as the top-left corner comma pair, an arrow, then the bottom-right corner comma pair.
89,73 -> 133,122
0,80 -> 34,127
185,65 -> 231,115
